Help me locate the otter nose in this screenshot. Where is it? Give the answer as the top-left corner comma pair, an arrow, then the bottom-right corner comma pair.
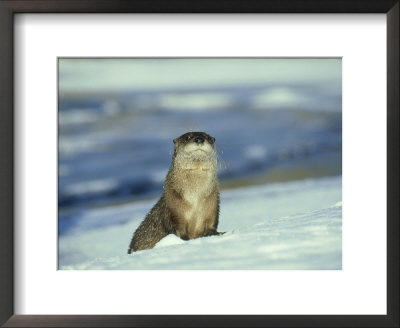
194,136 -> 204,144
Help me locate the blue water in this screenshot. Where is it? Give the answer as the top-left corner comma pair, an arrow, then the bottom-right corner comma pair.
58,59 -> 342,234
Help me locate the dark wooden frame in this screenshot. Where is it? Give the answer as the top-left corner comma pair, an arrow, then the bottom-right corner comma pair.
0,1 -> 398,327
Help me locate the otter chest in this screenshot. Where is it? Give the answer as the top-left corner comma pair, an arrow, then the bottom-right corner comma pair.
181,170 -> 213,208
180,170 -> 216,236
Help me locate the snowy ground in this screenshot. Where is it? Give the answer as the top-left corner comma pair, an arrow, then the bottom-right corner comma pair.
59,175 -> 342,270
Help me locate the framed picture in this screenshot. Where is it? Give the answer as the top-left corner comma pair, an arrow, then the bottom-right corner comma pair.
0,1 -> 398,327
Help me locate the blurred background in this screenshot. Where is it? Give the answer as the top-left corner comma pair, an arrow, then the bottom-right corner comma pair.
58,58 -> 341,236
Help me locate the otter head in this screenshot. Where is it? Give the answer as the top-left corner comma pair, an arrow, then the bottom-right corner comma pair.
173,132 -> 217,167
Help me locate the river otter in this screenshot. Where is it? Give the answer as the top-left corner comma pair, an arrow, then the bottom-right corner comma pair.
128,131 -> 222,253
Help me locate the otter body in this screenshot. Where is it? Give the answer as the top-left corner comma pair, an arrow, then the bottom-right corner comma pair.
128,132 -> 222,253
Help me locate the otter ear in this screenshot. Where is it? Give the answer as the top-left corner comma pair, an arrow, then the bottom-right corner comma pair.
173,138 -> 178,144
212,137 -> 216,143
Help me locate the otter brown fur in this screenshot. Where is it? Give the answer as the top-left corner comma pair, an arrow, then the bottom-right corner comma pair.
127,132 -> 222,253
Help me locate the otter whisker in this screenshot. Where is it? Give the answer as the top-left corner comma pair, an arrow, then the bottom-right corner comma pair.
216,147 -> 228,171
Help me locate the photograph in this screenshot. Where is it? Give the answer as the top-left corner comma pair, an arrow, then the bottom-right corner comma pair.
58,58 -> 342,270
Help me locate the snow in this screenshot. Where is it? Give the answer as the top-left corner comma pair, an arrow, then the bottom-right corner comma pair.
253,87 -> 311,109
64,179 -> 119,196
59,58 -> 341,94
244,145 -> 269,160
59,176 -> 342,270
158,92 -> 233,111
